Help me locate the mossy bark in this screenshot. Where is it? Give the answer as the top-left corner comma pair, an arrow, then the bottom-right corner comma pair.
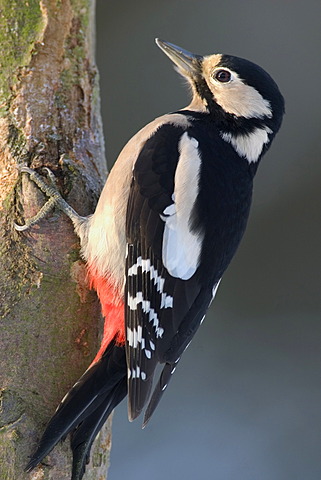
0,1 -> 112,478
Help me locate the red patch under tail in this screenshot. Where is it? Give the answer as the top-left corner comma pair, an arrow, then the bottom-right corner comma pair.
87,265 -> 125,365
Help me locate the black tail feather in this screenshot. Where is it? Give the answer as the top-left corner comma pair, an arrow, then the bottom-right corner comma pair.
71,377 -> 127,480
25,340 -> 127,476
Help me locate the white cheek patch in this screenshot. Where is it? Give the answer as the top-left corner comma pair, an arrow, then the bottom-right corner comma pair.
161,133 -> 204,280
211,76 -> 272,120
221,127 -> 272,163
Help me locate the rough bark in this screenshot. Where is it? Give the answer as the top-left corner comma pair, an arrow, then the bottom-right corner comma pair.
0,1 -> 111,479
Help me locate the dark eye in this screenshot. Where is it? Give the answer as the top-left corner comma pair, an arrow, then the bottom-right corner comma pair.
214,69 -> 231,83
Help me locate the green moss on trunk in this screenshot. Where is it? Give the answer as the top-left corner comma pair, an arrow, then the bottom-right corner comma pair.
0,0 -> 45,106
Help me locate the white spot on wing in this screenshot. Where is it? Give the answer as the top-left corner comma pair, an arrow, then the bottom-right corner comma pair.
130,366 -> 147,380
127,326 -> 147,350
127,327 -> 134,347
212,279 -> 221,300
127,292 -> 165,338
127,257 -> 173,309
161,133 -> 204,280
184,341 -> 191,351
132,366 -> 140,378
160,292 -> 173,308
208,279 -> 222,308
221,127 -> 272,163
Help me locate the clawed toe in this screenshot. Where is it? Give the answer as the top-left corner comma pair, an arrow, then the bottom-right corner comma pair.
15,166 -> 84,232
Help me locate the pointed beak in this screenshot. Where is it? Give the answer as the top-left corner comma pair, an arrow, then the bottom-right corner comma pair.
155,39 -> 203,77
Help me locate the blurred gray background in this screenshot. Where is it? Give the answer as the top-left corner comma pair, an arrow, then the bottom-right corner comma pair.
95,1 -> 321,479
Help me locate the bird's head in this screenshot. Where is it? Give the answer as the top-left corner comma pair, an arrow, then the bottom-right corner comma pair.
156,39 -> 284,138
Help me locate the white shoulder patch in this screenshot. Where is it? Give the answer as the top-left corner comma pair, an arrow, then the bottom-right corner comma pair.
161,133 -> 204,280
221,127 -> 272,163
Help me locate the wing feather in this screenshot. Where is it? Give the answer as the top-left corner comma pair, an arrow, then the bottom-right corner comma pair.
125,122 -> 213,422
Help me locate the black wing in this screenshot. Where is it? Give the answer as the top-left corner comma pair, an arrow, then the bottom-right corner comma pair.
125,123 -> 214,425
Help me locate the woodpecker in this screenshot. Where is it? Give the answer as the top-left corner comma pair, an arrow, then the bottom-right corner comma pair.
21,39 -> 284,479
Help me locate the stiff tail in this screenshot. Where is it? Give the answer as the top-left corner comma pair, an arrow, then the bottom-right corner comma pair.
25,340 -> 127,479
71,378 -> 127,480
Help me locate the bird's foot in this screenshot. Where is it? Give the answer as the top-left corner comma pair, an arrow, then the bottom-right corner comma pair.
14,166 -> 85,231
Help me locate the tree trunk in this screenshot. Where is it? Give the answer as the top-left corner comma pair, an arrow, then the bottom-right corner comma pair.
0,1 -> 111,478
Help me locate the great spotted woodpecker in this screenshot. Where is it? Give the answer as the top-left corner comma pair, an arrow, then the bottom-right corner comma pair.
21,39 -> 284,479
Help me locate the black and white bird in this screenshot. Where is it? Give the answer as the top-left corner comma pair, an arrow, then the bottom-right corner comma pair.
22,39 -> 284,479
